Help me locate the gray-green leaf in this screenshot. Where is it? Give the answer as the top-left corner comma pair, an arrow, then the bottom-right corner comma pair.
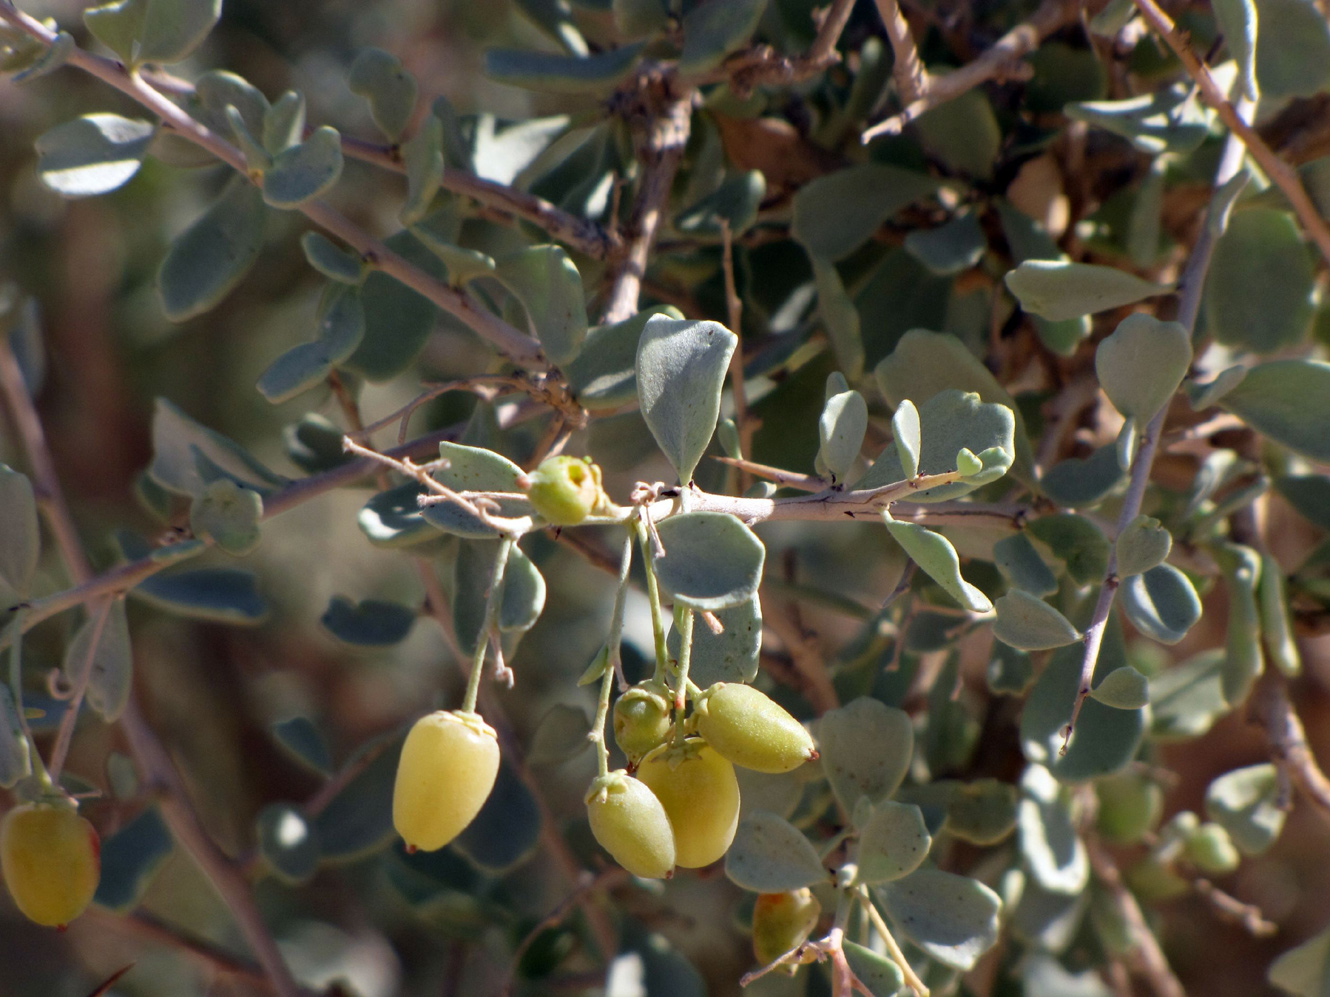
1205,209 -> 1316,353
263,127 -> 344,209
1205,763 -> 1287,855
1089,666 -> 1150,709
636,317 -> 737,483
1115,515 -> 1172,577
877,868 -> 1002,971
320,597 -> 416,647
1219,360 -> 1330,462
856,801 -> 932,884
0,466 -> 39,601
35,114 -> 154,198
1095,313 -> 1191,423
1005,261 -> 1167,322
793,164 -> 941,261
348,48 -> 418,141
494,245 -> 588,366
883,513 -> 992,613
157,178 -> 267,322
724,810 -> 826,892
818,697 -> 913,815
1120,563 -> 1201,644
189,478 -> 263,555
677,0 -> 767,75
84,0 -> 221,66
485,43 -> 645,94
818,389 -> 867,485
652,512 -> 764,611
992,590 -> 1080,651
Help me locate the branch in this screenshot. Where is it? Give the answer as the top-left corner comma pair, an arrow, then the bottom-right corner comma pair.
1063,125 -> 1249,747
0,338 -> 303,997
861,0 -> 1078,141
873,0 -> 929,107
1129,0 -> 1330,266
0,6 -> 548,369
1087,837 -> 1186,997
600,83 -> 694,323
708,0 -> 857,92
1250,669 -> 1330,830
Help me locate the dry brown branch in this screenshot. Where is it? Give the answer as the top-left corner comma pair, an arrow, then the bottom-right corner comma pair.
873,0 -> 929,106
1128,0 -> 1330,266
862,0 -> 1078,141
1250,670 -> 1330,830
1087,837 -> 1186,997
704,0 -> 857,93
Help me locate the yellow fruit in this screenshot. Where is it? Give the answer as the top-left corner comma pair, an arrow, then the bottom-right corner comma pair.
753,888 -> 822,970
1,803 -> 100,929
524,456 -> 606,526
638,739 -> 740,868
694,683 -> 818,774
392,710 -> 500,852
585,770 -> 675,879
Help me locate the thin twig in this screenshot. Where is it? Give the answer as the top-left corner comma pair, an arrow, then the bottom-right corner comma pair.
873,0 -> 929,106
1063,125 -> 1248,748
720,220 -> 753,493
1250,670 -> 1330,830
1188,874 -> 1278,937
706,0 -> 856,92
0,7 -> 547,369
1087,837 -> 1186,997
46,596 -> 113,781
862,0 -> 1078,141
1128,0 -> 1330,266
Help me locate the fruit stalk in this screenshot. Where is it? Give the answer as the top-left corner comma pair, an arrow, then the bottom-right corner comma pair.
592,529 -> 636,777
634,515 -> 670,685
858,885 -> 929,997
461,536 -> 513,714
671,603 -> 693,728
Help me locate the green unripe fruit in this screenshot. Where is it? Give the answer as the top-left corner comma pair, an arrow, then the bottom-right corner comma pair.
613,684 -> 672,764
638,738 -> 740,868
1095,772 -> 1164,844
393,710 -> 500,853
585,770 -> 676,879
1,802 -> 101,928
1185,822 -> 1241,876
523,456 -> 605,526
1124,853 -> 1189,903
693,683 -> 818,774
752,888 -> 822,971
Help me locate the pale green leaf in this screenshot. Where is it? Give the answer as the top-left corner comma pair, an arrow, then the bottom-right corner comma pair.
992,590 -> 1080,650
566,306 -> 683,411
992,533 -> 1058,597
157,178 -> 267,322
818,697 -> 913,814
1005,261 -> 1167,322
877,868 -> 1001,971
1121,563 -> 1201,644
263,126 -> 344,209
1089,666 -> 1150,709
811,257 -> 864,379
0,466 -> 39,601
35,114 -> 154,197
1115,515 -> 1172,577
485,44 -> 645,93
1219,360 -> 1330,461
666,593 -> 761,685
1206,763 -> 1287,855
189,478 -> 263,555
494,245 -> 588,365
883,513 -> 992,613
1269,924 -> 1330,997
677,0 -> 767,75
652,512 -> 764,611
818,389 -> 867,485
348,48 -> 418,141
793,164 -> 941,261
1095,313 -> 1191,423
1018,764 -> 1088,894
856,801 -> 931,884
724,811 -> 826,892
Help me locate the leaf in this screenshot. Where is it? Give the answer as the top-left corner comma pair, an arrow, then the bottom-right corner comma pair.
566,306 -> 683,411
1120,563 -> 1201,644
301,232 -> 366,285
358,483 -> 438,548
1004,261 -> 1167,322
636,317 -> 737,483
723,811 -> 826,892
1205,763 -> 1287,855
992,591 -> 1080,651
189,478 -> 262,555
904,212 -> 988,275
132,568 -> 269,624
454,540 -> 546,655
861,390 -> 1014,502
818,697 -> 913,815
193,70 -> 269,139
271,716 -> 333,775
914,89 -> 1001,180
84,0 -> 221,66
676,0 -> 767,74
1025,515 -> 1108,587
0,686 -> 32,789
793,163 -> 941,261
992,533 -> 1058,597
875,329 -> 1034,484
877,868 -> 1002,971
1089,666 -> 1150,709
262,127 -> 344,209
1065,86 -> 1210,155
343,230 -> 444,381
1095,313 -> 1192,423
1040,444 -> 1125,509
35,114 -> 154,198
63,601 -> 133,722
841,941 -> 906,997
945,779 -> 1018,845
157,178 -> 268,322
484,43 -> 645,93
420,442 -> 527,538
1018,764 -> 1089,894
1126,158 -> 1167,268
494,245 -> 588,365
988,643 -> 1035,696
93,806 -> 173,911
892,399 -> 921,480
1218,360 -> 1330,461
1269,924 -> 1330,997
453,757 -> 542,873
1215,542 -> 1264,705
1021,617 -> 1147,781
260,90 -> 305,155
257,285 -> 366,403
674,170 -> 765,239
1213,0 -> 1259,100
883,513 -> 992,613
1254,0 -> 1330,99
818,390 -> 867,485
811,257 -> 865,380
320,596 -> 416,647
1149,650 -> 1231,740
666,592 -> 761,685
1260,552 -> 1301,678
651,512 -> 764,611
1206,209 -> 1316,353
257,803 -> 321,884
148,397 -> 286,497
348,48 -> 418,141
0,465 -> 39,602
527,704 -> 591,766
614,0 -> 670,38
1115,515 -> 1172,577
856,802 -> 931,884
314,733 -> 403,860
401,116 -> 444,226
10,30 -> 74,83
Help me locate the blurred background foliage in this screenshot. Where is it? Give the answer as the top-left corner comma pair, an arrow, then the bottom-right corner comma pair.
3,0 -> 1330,995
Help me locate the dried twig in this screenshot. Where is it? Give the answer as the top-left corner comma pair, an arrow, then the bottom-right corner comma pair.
1250,670 -> 1330,830
720,220 -> 754,492
873,0 -> 929,107
862,0 -> 1078,141
1087,837 -> 1186,997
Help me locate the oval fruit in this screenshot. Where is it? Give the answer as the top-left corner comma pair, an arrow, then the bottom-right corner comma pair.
393,710 -> 500,852
613,683 -> 672,764
694,683 -> 817,774
753,888 -> 822,970
524,456 -> 605,526
1185,822 -> 1240,875
585,770 -> 675,879
1,802 -> 100,928
637,739 -> 740,868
